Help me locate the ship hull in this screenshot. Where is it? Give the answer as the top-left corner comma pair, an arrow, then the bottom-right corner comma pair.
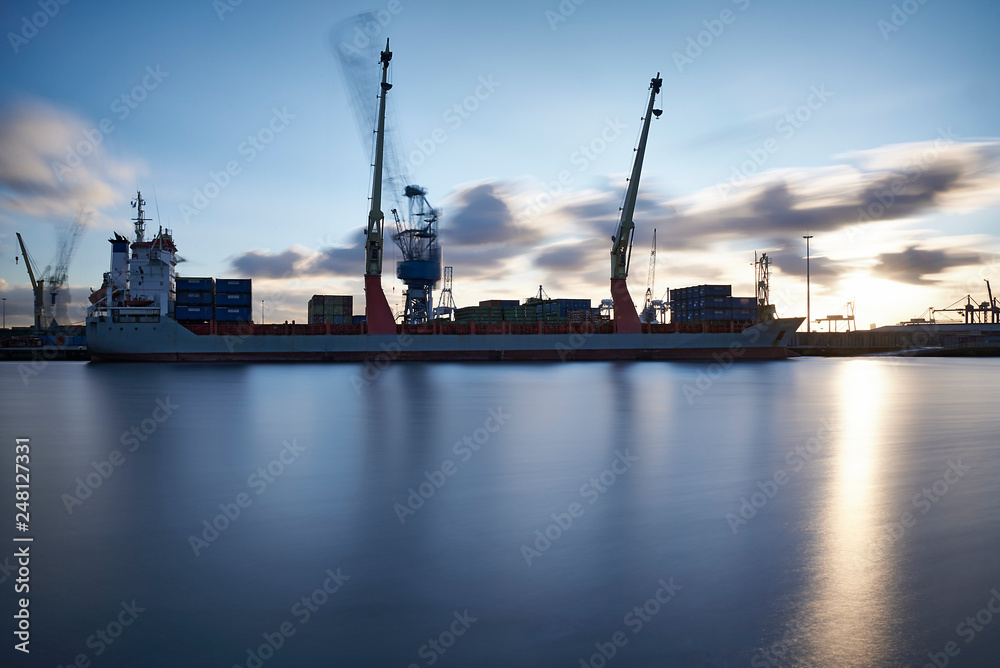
86,314 -> 804,362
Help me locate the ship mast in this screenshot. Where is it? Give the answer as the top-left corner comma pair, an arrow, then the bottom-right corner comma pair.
131,191 -> 148,242
610,73 -> 662,334
363,39 -> 397,334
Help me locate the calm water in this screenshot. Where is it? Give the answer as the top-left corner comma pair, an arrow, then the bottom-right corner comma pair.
1,358 -> 998,667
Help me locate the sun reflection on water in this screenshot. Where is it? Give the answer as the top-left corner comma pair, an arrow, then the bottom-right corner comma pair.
796,360 -> 904,666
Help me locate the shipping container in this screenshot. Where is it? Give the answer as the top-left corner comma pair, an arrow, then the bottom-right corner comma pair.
703,296 -> 731,308
731,297 -> 756,308
175,291 -> 213,305
175,277 -> 214,292
215,292 -> 252,306
308,295 -> 353,317
352,315 -> 366,325
215,306 -> 252,321
215,278 -> 252,293
176,305 -> 214,321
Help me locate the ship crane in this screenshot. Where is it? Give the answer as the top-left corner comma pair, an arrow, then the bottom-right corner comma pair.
15,233 -> 45,331
360,39 -> 397,334
610,73 -> 662,333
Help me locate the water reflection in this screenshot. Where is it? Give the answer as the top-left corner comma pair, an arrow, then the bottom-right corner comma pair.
798,360 -> 902,666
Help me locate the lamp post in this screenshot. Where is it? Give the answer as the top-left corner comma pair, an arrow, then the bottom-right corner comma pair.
2,297 -> 5,329
261,299 -> 265,325
803,235 -> 813,333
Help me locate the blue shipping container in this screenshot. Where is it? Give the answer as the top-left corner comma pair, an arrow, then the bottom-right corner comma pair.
176,291 -> 213,305
176,277 -> 214,292
176,305 -> 213,320
215,292 -> 252,306
704,296 -> 731,308
215,306 -> 252,321
352,315 -> 367,325
215,279 -> 252,293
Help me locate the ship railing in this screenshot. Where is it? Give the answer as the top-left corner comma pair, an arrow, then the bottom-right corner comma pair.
89,306 -> 161,324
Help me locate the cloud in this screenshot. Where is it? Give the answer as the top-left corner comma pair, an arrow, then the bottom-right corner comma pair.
542,138 -> 1000,254
441,182 -> 540,246
0,99 -> 145,223
870,245 -> 981,285
230,249 -> 306,278
228,239 -> 363,279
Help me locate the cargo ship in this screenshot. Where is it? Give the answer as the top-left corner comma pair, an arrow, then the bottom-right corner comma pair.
86,44 -> 803,362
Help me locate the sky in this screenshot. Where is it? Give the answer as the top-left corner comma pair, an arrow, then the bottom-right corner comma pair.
1,0 -> 998,329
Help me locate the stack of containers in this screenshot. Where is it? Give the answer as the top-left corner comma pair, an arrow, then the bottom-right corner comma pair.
555,298 -> 591,318
455,300 -> 568,325
668,285 -> 756,323
215,279 -> 252,322
307,295 -> 353,325
175,277 -> 215,322
730,296 -> 758,322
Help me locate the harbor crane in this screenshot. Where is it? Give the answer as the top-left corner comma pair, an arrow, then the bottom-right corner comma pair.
640,229 -> 657,323
610,73 -> 661,333
433,266 -> 456,321
15,232 -> 45,331
336,25 -> 444,332
359,39 -> 397,334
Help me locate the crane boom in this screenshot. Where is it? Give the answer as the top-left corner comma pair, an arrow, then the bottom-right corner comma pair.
16,232 -> 46,330
16,233 -> 37,290
365,40 -> 392,278
610,73 -> 662,334
362,39 -> 398,334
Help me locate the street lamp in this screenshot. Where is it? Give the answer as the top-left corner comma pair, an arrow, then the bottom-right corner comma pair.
2,297 -> 5,329
803,235 -> 813,333
261,299 -> 265,325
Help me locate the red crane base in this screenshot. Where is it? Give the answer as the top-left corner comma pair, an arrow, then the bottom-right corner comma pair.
611,278 -> 642,334
364,275 -> 396,335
